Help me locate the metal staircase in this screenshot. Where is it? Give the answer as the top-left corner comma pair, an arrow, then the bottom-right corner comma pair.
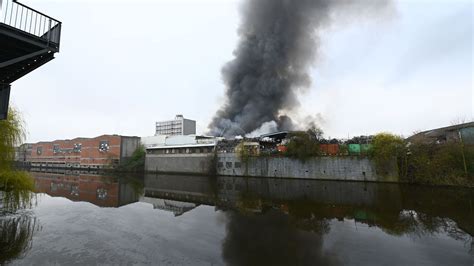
0,0 -> 61,119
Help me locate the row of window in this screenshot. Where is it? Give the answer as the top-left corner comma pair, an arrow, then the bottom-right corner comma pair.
49,183 -> 108,200
156,124 -> 182,128
36,141 -> 109,155
156,121 -> 183,126
31,162 -> 109,169
156,127 -> 182,130
156,130 -> 183,133
148,147 -> 214,155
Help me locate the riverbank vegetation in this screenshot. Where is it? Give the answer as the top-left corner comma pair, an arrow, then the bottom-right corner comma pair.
399,141 -> 474,186
368,133 -> 473,186
285,130 -> 321,161
237,126 -> 473,187
115,145 -> 146,173
0,108 -> 34,212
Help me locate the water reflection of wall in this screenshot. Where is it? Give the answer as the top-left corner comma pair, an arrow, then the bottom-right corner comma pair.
31,171 -> 141,208
222,210 -> 339,266
139,174 -> 474,263
217,176 -> 398,207
142,174 -> 216,206
140,197 -> 198,216
142,174 -> 474,238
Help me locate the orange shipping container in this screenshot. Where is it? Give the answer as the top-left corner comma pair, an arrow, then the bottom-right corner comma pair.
277,145 -> 288,153
320,144 -> 339,155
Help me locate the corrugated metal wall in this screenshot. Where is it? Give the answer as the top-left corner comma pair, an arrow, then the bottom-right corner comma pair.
460,127 -> 474,145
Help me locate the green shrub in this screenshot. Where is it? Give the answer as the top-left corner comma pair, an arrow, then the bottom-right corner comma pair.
403,142 -> 474,186
285,132 -> 320,162
370,133 -> 404,175
118,145 -> 146,172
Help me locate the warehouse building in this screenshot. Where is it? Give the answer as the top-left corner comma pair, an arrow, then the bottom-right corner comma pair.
27,135 -> 140,169
144,135 -> 219,174
155,114 -> 196,136
407,122 -> 474,145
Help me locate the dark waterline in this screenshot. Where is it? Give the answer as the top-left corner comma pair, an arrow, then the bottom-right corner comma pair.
1,171 -> 473,265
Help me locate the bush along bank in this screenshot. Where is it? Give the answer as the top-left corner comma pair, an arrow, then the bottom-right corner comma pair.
365,133 -> 473,187
399,141 -> 474,187
237,129 -> 473,187
114,145 -> 146,173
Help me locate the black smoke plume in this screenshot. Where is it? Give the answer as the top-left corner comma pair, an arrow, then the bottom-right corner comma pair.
208,0 -> 393,137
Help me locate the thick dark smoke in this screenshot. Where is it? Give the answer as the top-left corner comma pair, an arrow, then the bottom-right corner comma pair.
208,0 -> 393,137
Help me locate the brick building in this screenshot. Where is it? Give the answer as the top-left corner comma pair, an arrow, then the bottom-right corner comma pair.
26,135 -> 140,169
32,171 -> 140,207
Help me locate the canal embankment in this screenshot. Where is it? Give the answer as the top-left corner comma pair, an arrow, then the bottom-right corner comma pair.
145,153 -> 398,183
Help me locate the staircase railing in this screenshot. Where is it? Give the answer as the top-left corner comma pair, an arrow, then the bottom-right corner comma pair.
0,0 -> 61,49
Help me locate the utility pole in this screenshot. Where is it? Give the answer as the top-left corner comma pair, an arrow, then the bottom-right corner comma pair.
458,130 -> 468,177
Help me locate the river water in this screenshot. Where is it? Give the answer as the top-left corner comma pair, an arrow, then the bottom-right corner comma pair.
1,171 -> 473,265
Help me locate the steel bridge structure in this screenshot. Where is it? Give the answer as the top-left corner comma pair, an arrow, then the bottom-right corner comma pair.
0,0 -> 61,119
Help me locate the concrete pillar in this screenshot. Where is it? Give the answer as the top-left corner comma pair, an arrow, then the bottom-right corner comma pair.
0,83 -> 11,120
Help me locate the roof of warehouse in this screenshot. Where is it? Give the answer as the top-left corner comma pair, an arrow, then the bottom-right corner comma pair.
146,143 -> 216,150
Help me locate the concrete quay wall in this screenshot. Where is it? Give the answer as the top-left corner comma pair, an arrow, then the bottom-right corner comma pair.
145,153 -> 398,182
217,154 -> 398,182
145,154 -> 214,175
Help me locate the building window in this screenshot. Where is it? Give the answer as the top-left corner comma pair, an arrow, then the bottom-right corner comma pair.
99,141 -> 109,152
73,143 -> 82,153
226,162 -> 232,168
53,144 -> 60,154
234,162 -> 241,168
218,162 -> 224,168
71,185 -> 79,196
37,146 -> 43,155
96,188 -> 108,200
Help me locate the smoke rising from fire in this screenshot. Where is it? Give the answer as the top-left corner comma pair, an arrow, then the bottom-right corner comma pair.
208,0 -> 393,137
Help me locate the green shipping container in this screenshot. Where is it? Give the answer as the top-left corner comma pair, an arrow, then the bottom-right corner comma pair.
348,144 -> 361,155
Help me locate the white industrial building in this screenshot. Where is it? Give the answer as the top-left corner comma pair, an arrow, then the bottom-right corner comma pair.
141,135 -> 220,154
142,134 -> 220,174
155,115 -> 196,136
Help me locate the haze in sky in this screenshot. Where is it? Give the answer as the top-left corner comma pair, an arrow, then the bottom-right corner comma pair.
11,0 -> 473,142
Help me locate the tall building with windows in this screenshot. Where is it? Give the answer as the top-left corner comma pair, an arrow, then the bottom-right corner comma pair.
155,115 -> 196,136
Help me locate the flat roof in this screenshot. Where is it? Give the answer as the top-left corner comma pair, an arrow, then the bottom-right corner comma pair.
146,143 -> 216,150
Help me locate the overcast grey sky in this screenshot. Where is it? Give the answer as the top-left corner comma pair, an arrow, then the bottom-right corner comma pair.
11,0 -> 473,142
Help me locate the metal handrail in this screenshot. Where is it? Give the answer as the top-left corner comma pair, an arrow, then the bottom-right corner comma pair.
0,0 -> 61,48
